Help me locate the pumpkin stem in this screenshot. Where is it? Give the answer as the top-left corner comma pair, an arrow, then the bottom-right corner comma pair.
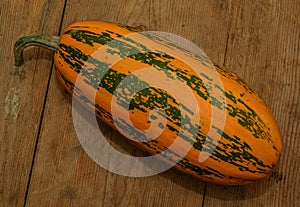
14,34 -> 60,67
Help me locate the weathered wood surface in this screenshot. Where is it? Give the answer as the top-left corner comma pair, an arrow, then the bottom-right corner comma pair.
0,0 -> 299,206
0,0 -> 66,206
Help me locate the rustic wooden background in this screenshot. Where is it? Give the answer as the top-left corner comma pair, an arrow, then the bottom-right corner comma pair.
0,0 -> 299,206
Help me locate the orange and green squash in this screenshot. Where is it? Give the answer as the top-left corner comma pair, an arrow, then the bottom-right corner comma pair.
14,20 -> 282,185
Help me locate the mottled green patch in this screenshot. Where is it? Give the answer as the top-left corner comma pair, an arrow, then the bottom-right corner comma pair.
65,30 -> 114,47
225,91 -> 237,103
58,43 -> 89,72
210,127 -> 271,173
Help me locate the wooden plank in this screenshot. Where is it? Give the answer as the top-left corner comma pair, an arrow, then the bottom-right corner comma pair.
146,0 -> 232,206
203,0 -> 300,206
25,0 -> 156,206
25,0 -> 233,206
0,0 -> 66,206
149,0 -> 232,63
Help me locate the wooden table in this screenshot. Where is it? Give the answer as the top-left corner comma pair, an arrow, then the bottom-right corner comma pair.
0,0 -> 299,206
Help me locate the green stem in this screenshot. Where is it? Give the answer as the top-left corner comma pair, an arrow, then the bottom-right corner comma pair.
14,34 -> 60,67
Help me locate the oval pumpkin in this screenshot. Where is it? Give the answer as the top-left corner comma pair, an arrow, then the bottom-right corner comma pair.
14,20 -> 282,185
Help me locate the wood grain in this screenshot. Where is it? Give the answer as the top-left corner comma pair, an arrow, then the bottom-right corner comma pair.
0,0 -> 299,206
204,0 -> 300,207
0,0 -> 66,206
